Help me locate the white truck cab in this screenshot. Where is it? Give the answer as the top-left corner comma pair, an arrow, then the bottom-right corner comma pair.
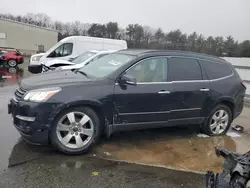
30,36 -> 127,65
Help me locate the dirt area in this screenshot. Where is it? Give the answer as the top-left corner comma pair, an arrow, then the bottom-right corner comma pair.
93,107 -> 250,173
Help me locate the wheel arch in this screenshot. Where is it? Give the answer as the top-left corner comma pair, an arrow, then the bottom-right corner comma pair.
215,97 -> 235,119
201,97 -> 235,135
48,100 -> 106,154
8,58 -> 16,61
202,97 -> 235,119
49,100 -> 107,133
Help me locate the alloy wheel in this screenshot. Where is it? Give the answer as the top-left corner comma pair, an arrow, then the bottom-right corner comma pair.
56,111 -> 94,149
209,109 -> 229,135
8,60 -> 17,67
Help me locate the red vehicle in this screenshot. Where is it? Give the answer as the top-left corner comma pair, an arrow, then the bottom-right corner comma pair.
0,47 -> 23,67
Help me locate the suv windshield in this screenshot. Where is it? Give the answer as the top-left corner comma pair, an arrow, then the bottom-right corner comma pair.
72,51 -> 96,64
78,53 -> 134,78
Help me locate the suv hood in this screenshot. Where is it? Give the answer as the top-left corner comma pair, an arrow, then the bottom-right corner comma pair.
41,58 -> 75,67
21,70 -> 91,90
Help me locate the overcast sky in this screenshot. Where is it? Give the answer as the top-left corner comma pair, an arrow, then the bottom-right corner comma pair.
0,0 -> 249,41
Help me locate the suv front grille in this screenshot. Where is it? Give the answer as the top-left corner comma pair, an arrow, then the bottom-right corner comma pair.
14,87 -> 27,101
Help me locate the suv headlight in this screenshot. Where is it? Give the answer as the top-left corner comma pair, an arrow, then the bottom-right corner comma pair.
24,87 -> 61,102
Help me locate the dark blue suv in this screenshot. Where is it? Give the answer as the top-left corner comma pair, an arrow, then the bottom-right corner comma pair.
8,50 -> 246,154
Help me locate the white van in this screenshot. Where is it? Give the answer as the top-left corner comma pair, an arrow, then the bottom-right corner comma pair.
29,36 -> 127,64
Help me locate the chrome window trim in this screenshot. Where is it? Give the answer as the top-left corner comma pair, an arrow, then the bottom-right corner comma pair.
136,82 -> 172,85
115,55 -> 234,85
209,73 -> 234,82
135,80 -> 210,85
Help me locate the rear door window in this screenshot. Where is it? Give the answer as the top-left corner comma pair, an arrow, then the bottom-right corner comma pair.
200,60 -> 233,80
168,57 -> 202,81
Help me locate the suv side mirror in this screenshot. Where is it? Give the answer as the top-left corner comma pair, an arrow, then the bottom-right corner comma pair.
119,74 -> 137,86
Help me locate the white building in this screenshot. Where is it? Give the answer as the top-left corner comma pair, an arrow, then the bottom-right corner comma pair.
0,18 -> 58,56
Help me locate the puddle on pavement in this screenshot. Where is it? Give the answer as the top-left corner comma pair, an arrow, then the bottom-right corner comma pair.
0,59 -> 31,88
93,126 -> 250,173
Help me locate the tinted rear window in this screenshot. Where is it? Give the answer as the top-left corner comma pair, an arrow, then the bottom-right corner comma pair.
200,60 -> 233,80
168,57 -> 202,81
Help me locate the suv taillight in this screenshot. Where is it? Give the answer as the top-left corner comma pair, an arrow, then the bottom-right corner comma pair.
241,82 -> 247,89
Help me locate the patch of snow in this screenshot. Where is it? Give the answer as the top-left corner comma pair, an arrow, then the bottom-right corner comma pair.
104,152 -> 111,156
197,133 -> 210,138
226,132 -> 241,138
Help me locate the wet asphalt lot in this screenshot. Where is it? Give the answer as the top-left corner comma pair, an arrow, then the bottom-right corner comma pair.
0,58 -> 249,187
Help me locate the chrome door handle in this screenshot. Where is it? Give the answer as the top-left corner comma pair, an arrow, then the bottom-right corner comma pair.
158,91 -> 171,94
200,88 -> 210,92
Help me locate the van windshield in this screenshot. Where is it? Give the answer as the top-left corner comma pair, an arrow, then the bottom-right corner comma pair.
78,53 -> 134,78
72,51 -> 96,64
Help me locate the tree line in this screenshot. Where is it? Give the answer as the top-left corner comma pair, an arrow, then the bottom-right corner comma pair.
1,13 -> 250,57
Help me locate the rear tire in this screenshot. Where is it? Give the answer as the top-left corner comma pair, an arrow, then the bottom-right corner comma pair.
202,104 -> 232,136
8,59 -> 17,67
50,106 -> 101,155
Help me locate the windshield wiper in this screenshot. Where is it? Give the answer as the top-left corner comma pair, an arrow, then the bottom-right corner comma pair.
75,70 -> 89,78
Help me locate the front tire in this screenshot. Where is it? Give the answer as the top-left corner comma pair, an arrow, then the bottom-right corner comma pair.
202,104 -> 232,136
8,59 -> 17,67
50,106 -> 101,154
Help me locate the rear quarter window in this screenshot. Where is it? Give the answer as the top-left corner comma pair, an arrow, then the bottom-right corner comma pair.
200,60 -> 233,80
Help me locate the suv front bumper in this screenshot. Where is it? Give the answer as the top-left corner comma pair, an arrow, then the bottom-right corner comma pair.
8,99 -> 59,145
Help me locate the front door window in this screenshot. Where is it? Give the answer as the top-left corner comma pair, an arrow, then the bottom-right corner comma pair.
126,57 -> 168,83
